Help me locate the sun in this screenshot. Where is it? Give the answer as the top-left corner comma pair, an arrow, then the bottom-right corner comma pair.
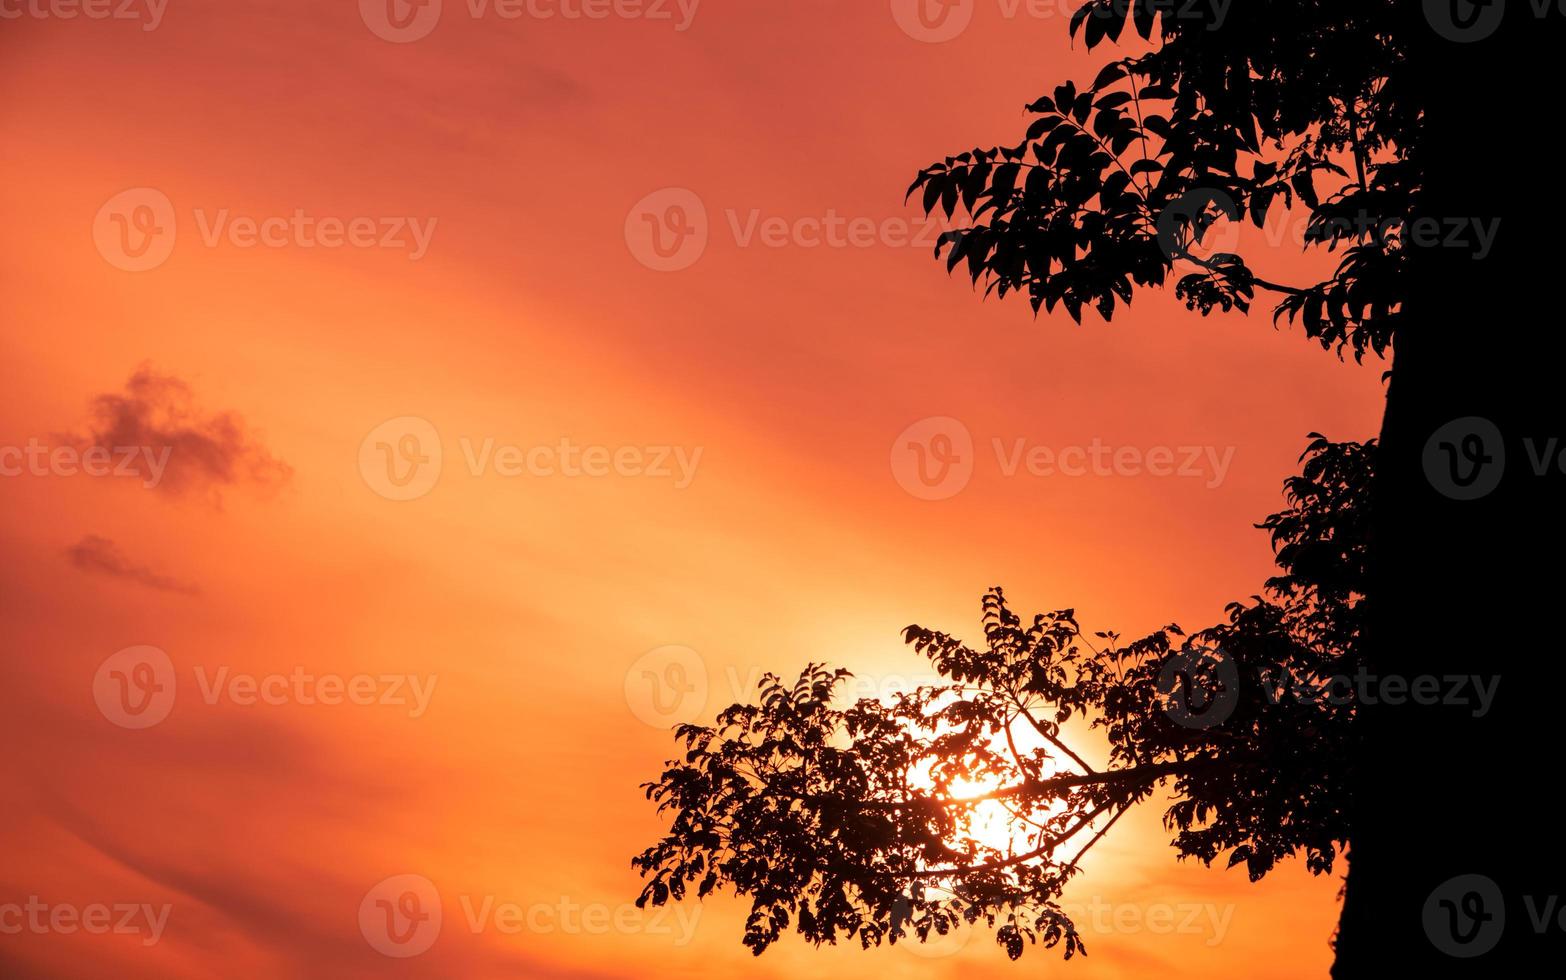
946,775 -> 1033,855
904,719 -> 1072,859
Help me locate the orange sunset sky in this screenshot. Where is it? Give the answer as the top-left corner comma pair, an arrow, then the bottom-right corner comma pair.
1,2 -> 1386,977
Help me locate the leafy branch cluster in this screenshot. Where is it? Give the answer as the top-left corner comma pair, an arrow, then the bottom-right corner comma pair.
636,437 -> 1375,959
906,0 -> 1418,359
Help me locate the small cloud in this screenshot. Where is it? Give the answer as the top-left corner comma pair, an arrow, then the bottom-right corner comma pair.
67,365 -> 292,500
65,535 -> 198,596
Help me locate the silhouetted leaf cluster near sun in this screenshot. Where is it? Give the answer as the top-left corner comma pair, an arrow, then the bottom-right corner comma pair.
634,437 -> 1374,959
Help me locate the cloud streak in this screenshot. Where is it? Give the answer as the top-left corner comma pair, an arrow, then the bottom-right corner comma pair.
64,535 -> 198,595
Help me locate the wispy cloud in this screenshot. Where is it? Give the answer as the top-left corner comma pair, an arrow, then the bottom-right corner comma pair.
67,366 -> 292,500
65,535 -> 198,596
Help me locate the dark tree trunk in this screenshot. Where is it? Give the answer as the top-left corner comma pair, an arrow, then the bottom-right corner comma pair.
1333,6 -> 1566,975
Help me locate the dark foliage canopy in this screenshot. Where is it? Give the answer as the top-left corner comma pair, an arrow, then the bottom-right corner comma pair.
638,0 -> 1419,961
635,438 -> 1374,958
907,0 -> 1418,359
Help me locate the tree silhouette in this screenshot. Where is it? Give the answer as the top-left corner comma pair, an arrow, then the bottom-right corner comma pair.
635,438 -> 1370,959
637,1 -> 1566,972
906,1 -> 1412,351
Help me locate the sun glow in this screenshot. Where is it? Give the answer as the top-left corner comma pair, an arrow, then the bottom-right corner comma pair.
947,776 -> 1035,855
905,719 -> 1075,861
